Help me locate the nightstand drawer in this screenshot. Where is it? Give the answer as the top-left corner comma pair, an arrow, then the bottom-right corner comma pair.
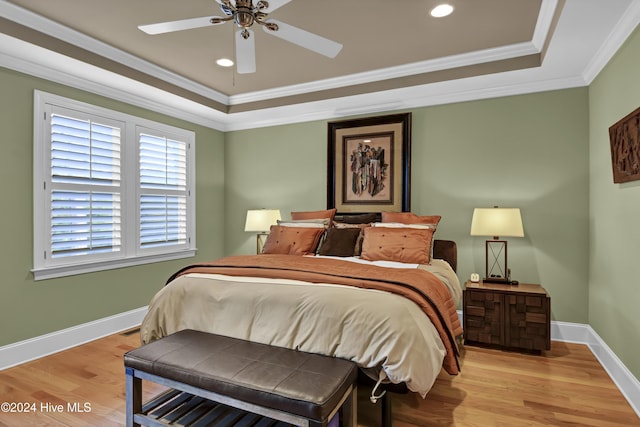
465,305 -> 486,318
463,289 -> 504,346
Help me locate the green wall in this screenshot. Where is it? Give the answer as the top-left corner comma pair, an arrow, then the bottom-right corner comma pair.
224,88 -> 591,324
588,25 -> 640,379
0,67 -> 226,347
6,28 -> 638,384
224,121 -> 329,254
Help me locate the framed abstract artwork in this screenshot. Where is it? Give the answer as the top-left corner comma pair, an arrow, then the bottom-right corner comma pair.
609,106 -> 640,183
327,113 -> 411,212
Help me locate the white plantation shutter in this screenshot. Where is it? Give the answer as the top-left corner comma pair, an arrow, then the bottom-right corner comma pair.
33,91 -> 196,280
139,134 -> 186,190
140,195 -> 187,248
50,113 -> 122,259
51,191 -> 121,257
51,114 -> 121,185
139,132 -> 188,249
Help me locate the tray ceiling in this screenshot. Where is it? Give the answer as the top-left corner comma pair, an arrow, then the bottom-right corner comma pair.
1,0 -> 638,128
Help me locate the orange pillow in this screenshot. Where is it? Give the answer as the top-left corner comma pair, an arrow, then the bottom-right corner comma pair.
360,226 -> 435,264
262,225 -> 325,255
290,208 -> 337,222
381,212 -> 441,226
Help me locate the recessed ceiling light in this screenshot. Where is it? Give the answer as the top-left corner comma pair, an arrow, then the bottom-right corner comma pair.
430,4 -> 454,18
216,58 -> 234,67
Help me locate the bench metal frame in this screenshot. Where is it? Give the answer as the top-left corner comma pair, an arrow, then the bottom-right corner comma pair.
125,367 -> 357,427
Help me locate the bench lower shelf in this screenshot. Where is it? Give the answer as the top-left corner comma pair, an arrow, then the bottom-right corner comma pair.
140,388 -> 339,427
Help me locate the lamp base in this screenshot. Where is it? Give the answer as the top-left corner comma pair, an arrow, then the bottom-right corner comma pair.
256,233 -> 268,254
483,277 -> 517,285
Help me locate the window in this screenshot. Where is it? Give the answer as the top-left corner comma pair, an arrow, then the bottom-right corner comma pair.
49,111 -> 123,261
33,91 -> 196,280
138,129 -> 189,250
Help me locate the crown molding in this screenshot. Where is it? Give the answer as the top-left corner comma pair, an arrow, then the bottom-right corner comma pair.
0,33 -> 228,130
228,41 -> 541,106
0,25 -> 567,133
221,72 -> 588,131
582,0 -> 640,84
0,0 -> 230,105
531,0 -> 559,50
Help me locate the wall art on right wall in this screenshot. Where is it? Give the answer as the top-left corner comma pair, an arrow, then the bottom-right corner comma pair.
609,106 -> 640,183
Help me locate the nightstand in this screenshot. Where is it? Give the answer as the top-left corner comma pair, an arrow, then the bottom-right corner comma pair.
463,281 -> 551,352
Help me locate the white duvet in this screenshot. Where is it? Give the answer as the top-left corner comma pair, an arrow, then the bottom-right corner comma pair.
140,259 -> 461,397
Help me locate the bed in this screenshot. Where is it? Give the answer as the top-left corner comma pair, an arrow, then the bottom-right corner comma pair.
140,210 -> 462,400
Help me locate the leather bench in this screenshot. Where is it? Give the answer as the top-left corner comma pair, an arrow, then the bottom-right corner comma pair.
124,329 -> 358,427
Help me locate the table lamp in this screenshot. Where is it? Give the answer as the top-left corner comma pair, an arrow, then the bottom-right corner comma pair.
244,209 -> 281,254
470,207 -> 524,284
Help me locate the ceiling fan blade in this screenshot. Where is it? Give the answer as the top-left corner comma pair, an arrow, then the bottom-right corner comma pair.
263,20 -> 342,58
236,30 -> 256,74
214,0 -> 234,15
138,16 -> 221,35
261,0 -> 292,13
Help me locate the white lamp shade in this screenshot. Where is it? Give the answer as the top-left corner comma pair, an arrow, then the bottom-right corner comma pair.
244,209 -> 281,232
470,208 -> 524,238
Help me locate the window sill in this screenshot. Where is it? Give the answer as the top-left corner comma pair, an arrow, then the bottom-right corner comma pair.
32,249 -> 197,281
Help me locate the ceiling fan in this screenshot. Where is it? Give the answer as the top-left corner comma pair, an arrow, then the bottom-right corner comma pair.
138,0 -> 343,74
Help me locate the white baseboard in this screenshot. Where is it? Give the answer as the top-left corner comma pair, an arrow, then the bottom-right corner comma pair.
551,320 -> 640,417
0,306 -> 147,371
1,309 -> 638,418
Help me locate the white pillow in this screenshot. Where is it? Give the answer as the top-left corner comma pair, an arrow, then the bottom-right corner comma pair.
372,222 -> 437,229
277,218 -> 330,228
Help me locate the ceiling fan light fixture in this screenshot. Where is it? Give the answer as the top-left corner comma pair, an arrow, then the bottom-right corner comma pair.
430,4 -> 454,18
235,11 -> 255,28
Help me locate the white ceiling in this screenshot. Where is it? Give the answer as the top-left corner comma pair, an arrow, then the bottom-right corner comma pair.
0,0 -> 639,131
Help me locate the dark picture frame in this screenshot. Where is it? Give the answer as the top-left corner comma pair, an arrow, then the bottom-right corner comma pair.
327,113 -> 411,212
609,106 -> 640,183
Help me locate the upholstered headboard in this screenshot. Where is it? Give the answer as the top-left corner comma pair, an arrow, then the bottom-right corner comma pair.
433,239 -> 457,272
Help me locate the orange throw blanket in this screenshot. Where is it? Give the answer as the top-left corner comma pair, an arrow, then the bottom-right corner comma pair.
168,254 -> 462,375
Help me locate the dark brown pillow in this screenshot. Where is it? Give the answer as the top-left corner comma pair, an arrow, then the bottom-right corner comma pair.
334,212 -> 378,224
318,227 -> 362,257
332,222 -> 370,255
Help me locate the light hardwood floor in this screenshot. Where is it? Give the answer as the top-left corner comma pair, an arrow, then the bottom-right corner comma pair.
0,330 -> 637,426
